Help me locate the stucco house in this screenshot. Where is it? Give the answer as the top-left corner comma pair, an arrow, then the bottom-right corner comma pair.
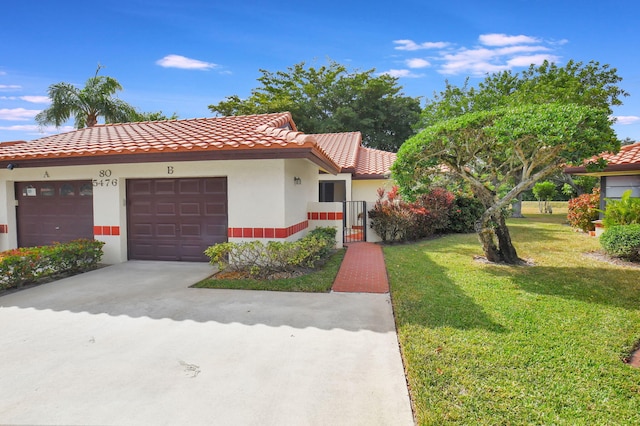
0,112 -> 395,263
565,141 -> 640,210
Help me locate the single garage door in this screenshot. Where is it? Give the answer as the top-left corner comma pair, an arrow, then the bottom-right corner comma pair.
15,181 -> 94,248
127,178 -> 228,262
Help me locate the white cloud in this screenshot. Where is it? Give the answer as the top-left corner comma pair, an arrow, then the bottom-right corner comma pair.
479,33 -> 540,46
156,54 -> 217,70
0,84 -> 21,91
380,69 -> 424,78
20,95 -> 51,104
0,124 -> 75,136
390,33 -> 564,77
0,95 -> 51,103
507,54 -> 560,67
406,58 -> 431,69
614,116 -> 640,125
394,39 -> 449,51
0,108 -> 41,121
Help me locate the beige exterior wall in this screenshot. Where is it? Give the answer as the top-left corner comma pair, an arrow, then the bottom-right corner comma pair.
0,158 -> 322,263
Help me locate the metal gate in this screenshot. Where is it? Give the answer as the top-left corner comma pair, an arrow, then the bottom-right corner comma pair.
343,201 -> 366,243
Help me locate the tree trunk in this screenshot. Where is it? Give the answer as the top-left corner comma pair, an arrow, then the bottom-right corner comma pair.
493,214 -> 521,264
476,211 -> 522,264
511,194 -> 524,218
477,227 -> 501,262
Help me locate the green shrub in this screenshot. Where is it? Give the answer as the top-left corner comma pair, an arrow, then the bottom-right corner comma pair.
600,224 -> 640,261
567,187 -> 600,232
0,239 -> 105,290
447,194 -> 485,233
204,227 -> 337,279
602,190 -> 640,228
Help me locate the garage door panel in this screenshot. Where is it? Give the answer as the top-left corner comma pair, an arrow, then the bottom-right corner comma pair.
180,224 -> 201,237
133,224 -> 153,236
156,202 -> 177,215
156,224 -> 178,237
180,203 -> 201,216
129,180 -> 152,195
154,180 -> 177,194
205,202 -> 227,215
204,179 -> 226,193
127,178 -> 228,262
178,180 -> 201,194
131,201 -> 153,215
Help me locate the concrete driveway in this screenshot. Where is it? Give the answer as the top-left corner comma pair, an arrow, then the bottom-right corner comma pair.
0,261 -> 413,425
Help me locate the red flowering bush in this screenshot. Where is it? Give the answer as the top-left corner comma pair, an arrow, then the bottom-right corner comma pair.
411,188 -> 455,239
0,239 -> 105,290
369,186 -> 455,242
567,187 -> 600,232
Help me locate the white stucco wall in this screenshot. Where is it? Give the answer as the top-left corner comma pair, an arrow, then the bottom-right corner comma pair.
352,179 -> 393,202
0,158 -> 322,263
284,159 -> 319,231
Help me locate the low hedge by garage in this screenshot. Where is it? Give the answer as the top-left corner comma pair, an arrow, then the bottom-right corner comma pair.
204,227 -> 337,279
0,239 -> 105,290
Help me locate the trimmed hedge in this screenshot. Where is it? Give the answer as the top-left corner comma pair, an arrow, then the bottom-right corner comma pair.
0,239 -> 105,290
600,224 -> 640,261
204,227 -> 337,279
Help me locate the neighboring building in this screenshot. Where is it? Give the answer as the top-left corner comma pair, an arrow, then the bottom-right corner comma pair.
0,112 -> 395,263
565,141 -> 640,211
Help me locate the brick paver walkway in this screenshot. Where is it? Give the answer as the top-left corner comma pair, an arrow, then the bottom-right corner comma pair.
332,242 -> 389,293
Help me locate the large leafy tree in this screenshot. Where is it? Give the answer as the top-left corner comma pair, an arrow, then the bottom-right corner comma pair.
394,61 -> 624,264
208,61 -> 421,152
35,68 -> 137,129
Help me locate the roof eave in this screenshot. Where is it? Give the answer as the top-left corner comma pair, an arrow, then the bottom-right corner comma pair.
565,163 -> 640,176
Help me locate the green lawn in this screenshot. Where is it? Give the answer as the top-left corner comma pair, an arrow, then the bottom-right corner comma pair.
193,249 -> 344,292
385,214 -> 640,425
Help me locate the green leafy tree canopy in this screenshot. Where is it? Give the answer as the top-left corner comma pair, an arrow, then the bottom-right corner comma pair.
395,60 -> 623,264
208,60 -> 421,152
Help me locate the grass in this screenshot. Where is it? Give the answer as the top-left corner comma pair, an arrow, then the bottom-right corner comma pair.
193,249 -> 344,292
521,200 -> 568,215
385,214 -> 640,425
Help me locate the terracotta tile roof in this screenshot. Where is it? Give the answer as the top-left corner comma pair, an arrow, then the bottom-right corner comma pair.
601,142 -> 640,166
565,142 -> 640,174
312,132 -> 361,171
0,112 -> 396,178
354,147 -> 397,178
312,132 -> 396,178
0,113 -> 312,159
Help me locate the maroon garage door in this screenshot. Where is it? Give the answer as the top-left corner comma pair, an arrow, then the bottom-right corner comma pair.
127,178 -> 228,262
15,181 -> 94,248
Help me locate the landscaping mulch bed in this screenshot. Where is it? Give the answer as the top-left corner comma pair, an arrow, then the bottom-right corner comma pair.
583,250 -> 640,269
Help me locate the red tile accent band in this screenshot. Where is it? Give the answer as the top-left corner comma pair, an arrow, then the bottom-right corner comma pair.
0,224 -> 8,233
93,226 -> 120,236
228,221 -> 309,240
308,211 -> 343,221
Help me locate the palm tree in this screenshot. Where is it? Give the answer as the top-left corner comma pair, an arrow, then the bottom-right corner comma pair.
35,67 -> 136,129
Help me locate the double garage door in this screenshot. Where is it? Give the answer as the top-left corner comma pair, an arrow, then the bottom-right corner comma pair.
15,178 -> 228,262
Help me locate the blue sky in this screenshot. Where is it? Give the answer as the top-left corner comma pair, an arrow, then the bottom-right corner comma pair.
1,0 -> 639,143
